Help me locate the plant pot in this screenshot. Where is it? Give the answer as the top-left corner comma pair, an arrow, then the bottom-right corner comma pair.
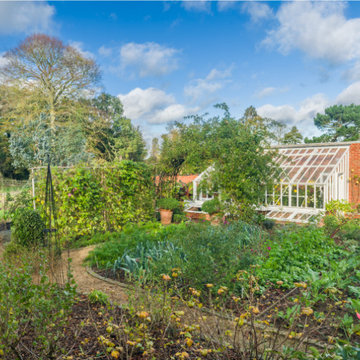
160,209 -> 173,225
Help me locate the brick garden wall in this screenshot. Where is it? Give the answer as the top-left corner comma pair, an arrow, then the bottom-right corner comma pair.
349,143 -> 360,205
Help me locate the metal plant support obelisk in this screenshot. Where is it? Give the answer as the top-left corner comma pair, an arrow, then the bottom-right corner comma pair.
44,160 -> 61,258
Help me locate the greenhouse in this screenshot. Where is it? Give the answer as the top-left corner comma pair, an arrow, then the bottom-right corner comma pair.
187,141 -> 360,223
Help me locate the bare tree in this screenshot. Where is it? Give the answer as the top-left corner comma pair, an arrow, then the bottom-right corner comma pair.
0,34 -> 100,130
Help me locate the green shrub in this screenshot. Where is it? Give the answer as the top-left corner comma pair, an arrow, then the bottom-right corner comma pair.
323,214 -> 339,236
88,289 -> 109,305
339,219 -> 360,241
262,218 -> 275,230
34,161 -> 155,239
12,208 -> 45,247
0,260 -> 75,359
157,198 -> 180,211
256,225 -> 356,289
173,213 -> 187,223
201,198 -> 221,215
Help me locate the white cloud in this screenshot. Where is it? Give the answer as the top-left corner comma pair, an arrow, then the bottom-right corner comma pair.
118,87 -> 198,124
0,1 -> 55,35
98,45 -> 113,57
217,2 -> 237,12
120,42 -> 180,77
255,87 -> 276,99
0,53 -> 9,68
242,2 -> 273,23
182,1 -> 211,13
255,86 -> 289,99
68,41 -> 94,59
336,82 -> 360,105
264,2 -> 360,64
257,94 -> 329,136
184,67 -> 233,103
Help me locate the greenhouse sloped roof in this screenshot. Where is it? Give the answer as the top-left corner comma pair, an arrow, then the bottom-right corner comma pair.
275,145 -> 348,185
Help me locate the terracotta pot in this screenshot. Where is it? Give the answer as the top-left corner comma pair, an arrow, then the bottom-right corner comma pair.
160,209 -> 173,225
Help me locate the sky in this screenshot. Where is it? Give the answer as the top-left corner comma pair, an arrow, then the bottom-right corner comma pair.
1,0 -> 360,144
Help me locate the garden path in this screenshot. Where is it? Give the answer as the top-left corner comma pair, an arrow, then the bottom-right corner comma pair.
0,242 -> 127,303
67,245 -> 128,304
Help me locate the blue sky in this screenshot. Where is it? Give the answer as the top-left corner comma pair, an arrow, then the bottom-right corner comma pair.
2,1 -> 360,143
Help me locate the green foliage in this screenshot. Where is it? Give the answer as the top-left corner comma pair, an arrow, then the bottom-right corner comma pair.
35,161 -> 155,239
87,221 -> 266,294
157,197 -> 179,211
157,105 -> 280,214
11,208 -> 45,247
323,200 -> 357,238
1,186 -> 32,221
0,132 -> 28,179
262,218 -> 275,230
256,225 -> 360,292
201,198 -> 221,215
306,104 -> 360,142
0,260 -> 76,359
326,199 -> 354,215
173,213 -> 187,223
87,93 -> 147,162
88,289 -> 109,305
281,126 -> 303,144
9,117 -> 92,169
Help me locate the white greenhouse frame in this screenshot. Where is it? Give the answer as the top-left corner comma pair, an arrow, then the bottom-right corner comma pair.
187,143 -> 351,223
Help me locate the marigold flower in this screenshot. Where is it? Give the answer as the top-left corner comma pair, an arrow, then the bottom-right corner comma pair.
162,274 -> 171,281
206,283 -> 213,288
172,272 -> 178,278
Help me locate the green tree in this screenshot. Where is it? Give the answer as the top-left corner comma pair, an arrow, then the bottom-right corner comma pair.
85,93 -> 146,161
8,116 -> 92,169
281,126 -> 303,144
158,104 -> 279,218
306,104 -> 360,143
0,131 -> 28,179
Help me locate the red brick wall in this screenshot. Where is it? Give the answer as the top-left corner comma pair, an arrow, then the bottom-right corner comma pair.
349,143 -> 360,205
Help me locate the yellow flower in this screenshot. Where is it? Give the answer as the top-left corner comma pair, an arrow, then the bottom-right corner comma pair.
126,340 -> 137,346
172,272 -> 178,278
111,350 -> 120,359
186,338 -> 193,347
137,311 -> 149,319
162,274 -> 171,281
206,283 -> 213,288
276,281 -> 283,286
249,306 -> 260,314
301,307 -> 314,316
294,282 -> 307,289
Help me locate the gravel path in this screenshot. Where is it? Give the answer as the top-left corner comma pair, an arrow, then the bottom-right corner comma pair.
0,242 -> 128,305
67,245 -> 128,304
